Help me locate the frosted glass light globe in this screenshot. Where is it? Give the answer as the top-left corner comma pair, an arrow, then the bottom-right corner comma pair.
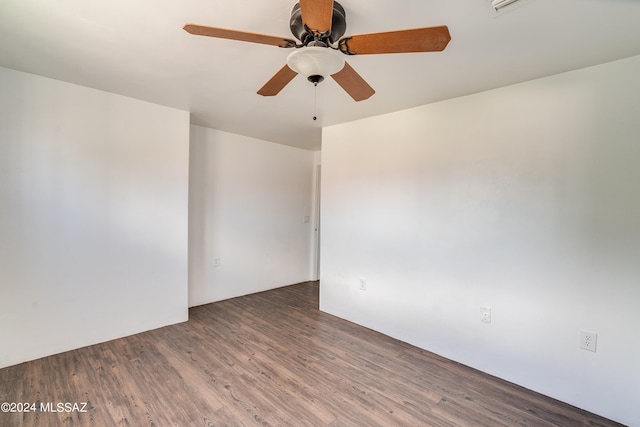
287,47 -> 345,83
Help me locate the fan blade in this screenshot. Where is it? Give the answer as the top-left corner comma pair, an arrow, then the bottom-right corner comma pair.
339,26 -> 451,55
331,61 -> 375,102
257,65 -> 298,97
183,24 -> 297,48
300,0 -> 334,33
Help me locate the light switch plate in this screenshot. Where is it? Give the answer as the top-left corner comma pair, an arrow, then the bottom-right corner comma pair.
480,306 -> 491,323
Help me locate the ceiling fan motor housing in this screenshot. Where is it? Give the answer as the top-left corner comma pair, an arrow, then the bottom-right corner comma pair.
289,1 -> 346,45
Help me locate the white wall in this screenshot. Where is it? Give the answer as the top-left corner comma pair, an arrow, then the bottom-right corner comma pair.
188,125 -> 315,305
0,67 -> 190,369
320,55 -> 640,426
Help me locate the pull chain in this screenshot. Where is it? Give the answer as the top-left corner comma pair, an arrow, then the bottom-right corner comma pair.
313,82 -> 318,121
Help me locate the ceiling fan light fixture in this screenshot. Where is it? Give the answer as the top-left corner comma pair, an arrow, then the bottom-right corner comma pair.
491,0 -> 521,10
287,46 -> 345,84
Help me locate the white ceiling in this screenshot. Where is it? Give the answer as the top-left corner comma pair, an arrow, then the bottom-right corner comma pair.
1,0 -> 640,151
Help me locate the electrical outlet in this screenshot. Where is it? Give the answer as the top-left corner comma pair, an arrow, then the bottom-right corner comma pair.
214,257 -> 221,267
579,331 -> 597,352
359,278 -> 367,290
480,306 -> 491,323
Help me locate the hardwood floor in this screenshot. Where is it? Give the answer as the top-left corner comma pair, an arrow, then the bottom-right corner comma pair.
0,282 -> 624,426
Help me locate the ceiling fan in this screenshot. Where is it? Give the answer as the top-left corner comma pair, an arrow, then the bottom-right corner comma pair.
183,0 -> 451,101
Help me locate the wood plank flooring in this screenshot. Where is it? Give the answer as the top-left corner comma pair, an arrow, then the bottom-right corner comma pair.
0,281 -> 624,426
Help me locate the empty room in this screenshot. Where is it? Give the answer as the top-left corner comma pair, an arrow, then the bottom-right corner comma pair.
1,0 -> 639,426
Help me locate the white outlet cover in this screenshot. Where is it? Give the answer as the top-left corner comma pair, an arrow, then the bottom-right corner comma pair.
580,331 -> 597,352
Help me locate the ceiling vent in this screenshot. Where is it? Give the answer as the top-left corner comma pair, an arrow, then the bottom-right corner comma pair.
491,0 -> 521,10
